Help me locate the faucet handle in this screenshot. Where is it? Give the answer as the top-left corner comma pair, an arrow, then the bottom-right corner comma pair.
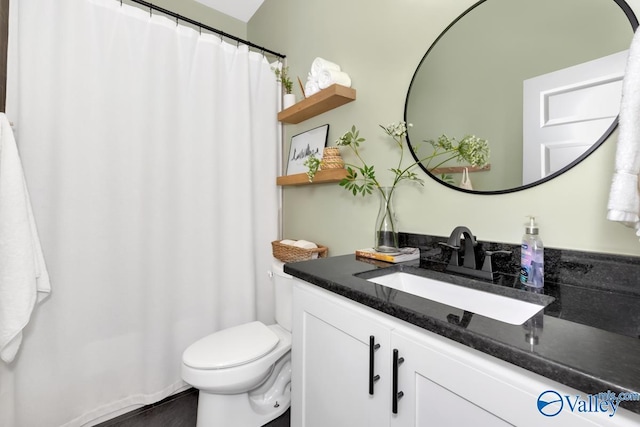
438,242 -> 461,267
481,250 -> 512,275
438,242 -> 460,250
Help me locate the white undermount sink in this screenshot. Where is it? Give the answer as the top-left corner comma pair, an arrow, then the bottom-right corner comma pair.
366,271 -> 547,325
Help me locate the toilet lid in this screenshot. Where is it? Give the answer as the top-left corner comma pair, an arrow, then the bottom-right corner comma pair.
183,321 -> 279,369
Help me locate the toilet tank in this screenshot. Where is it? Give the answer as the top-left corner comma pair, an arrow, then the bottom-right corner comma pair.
271,261 -> 293,332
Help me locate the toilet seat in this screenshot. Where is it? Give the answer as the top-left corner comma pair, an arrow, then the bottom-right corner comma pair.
181,324 -> 291,394
183,321 -> 279,370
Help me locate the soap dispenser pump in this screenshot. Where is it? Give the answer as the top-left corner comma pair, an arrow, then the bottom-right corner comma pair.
520,216 -> 544,288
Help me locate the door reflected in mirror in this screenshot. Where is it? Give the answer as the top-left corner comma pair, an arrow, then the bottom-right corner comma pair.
405,0 -> 637,193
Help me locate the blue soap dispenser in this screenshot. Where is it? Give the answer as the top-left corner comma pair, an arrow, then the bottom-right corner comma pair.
520,216 -> 544,288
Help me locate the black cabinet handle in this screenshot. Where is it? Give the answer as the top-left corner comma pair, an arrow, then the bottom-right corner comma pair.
369,335 -> 381,395
392,349 -> 404,414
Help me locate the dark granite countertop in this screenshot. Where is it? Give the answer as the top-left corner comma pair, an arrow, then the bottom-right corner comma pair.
284,252 -> 640,415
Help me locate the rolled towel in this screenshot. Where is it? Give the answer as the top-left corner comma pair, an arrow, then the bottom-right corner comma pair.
292,239 -> 317,249
318,69 -> 352,90
305,77 -> 320,97
311,57 -> 341,78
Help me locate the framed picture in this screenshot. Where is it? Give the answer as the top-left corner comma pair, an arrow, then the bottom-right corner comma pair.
286,124 -> 330,175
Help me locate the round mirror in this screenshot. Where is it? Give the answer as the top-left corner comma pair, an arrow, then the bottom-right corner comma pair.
405,0 -> 638,194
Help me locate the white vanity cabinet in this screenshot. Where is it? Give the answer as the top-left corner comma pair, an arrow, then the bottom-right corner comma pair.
292,278 -> 640,427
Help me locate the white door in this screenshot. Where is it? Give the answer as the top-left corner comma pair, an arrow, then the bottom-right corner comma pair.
522,50 -> 628,185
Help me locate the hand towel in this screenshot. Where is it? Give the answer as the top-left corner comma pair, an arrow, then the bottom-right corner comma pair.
607,29 -> 640,239
310,57 -> 341,78
317,69 -> 352,90
459,167 -> 473,190
0,113 -> 51,363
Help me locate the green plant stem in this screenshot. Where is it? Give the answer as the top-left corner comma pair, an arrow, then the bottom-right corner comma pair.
426,153 -> 461,171
393,138 -> 405,186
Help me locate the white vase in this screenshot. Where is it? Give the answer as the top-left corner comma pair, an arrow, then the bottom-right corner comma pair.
283,93 -> 296,110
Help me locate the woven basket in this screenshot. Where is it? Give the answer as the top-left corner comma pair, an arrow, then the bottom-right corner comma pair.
320,147 -> 345,170
320,156 -> 345,169
272,240 -> 328,262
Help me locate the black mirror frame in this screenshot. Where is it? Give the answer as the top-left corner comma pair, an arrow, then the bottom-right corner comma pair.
404,0 -> 639,195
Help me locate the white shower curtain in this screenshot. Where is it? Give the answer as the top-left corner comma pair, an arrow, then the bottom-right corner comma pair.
0,0 -> 280,425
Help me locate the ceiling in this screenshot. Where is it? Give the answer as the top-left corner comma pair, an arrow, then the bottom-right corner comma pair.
194,0 -> 265,22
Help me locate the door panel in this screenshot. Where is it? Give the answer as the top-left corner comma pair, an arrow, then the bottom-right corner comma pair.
415,374 -> 511,426
523,50 -> 628,184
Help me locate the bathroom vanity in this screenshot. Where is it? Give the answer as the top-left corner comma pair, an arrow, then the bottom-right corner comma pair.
285,237 -> 640,426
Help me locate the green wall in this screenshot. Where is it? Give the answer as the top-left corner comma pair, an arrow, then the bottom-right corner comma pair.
248,0 -> 640,257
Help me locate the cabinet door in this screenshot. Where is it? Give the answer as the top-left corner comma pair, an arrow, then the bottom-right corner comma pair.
292,280 -> 392,427
390,331 -> 511,427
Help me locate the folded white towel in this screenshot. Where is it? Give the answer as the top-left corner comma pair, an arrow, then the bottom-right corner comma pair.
607,28 -> 640,239
0,114 -> 51,363
280,239 -> 297,246
311,57 -> 341,78
317,69 -> 352,90
305,76 -> 320,97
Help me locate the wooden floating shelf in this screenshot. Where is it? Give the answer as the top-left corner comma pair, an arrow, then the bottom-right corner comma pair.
276,169 -> 348,186
429,164 -> 491,175
278,84 -> 356,124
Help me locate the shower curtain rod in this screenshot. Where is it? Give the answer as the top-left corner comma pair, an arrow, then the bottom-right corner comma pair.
126,0 -> 286,59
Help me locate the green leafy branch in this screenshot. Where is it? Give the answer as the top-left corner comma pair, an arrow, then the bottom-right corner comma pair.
304,122 -> 489,200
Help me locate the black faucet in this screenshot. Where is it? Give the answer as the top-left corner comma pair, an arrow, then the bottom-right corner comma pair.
439,226 -> 511,281
441,226 -> 477,269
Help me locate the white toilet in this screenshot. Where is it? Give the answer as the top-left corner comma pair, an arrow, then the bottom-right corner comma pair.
181,261 -> 293,427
